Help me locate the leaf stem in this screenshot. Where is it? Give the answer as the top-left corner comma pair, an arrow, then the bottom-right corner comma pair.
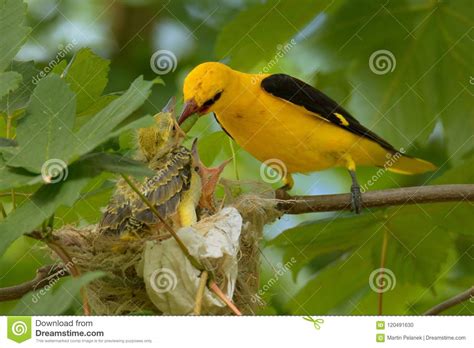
229,139 -> 239,181
193,270 -> 208,315
378,228 -> 389,315
5,114 -> 16,209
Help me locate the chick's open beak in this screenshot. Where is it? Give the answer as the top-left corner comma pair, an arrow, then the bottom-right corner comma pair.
178,98 -> 200,125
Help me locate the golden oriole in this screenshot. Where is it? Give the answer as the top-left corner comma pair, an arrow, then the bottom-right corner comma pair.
178,62 -> 437,213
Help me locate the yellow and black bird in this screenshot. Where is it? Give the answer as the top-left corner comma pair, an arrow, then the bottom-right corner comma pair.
178,62 -> 437,213
99,105 -> 201,235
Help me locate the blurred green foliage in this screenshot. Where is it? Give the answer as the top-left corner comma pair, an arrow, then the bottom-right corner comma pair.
0,0 -> 472,316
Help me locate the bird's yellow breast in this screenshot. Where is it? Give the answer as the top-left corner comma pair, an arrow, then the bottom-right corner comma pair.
212,73 -> 385,173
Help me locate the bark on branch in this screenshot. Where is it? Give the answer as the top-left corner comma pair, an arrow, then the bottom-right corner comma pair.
424,286 -> 474,315
276,184 -> 474,214
0,264 -> 70,302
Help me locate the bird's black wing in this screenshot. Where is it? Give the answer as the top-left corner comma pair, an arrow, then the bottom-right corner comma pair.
261,74 -> 396,152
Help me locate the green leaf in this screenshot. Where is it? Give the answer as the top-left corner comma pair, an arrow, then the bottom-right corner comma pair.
77,152 -> 155,177
7,74 -> 76,172
432,155 -> 474,184
372,206 -> 451,287
50,59 -> 67,76
287,244 -> 374,314
62,48 -> 110,114
11,271 -> 104,315
73,76 -> 155,158
196,131 -> 230,166
0,71 -> 21,99
0,155 -> 42,190
270,213 -> 384,278
0,61 -> 39,114
308,0 -> 472,159
77,94 -> 117,118
0,166 -> 92,256
0,0 -> 30,72
215,0 -> 343,70
54,175 -> 113,226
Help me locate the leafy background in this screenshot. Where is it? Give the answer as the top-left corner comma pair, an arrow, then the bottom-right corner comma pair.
0,0 -> 472,315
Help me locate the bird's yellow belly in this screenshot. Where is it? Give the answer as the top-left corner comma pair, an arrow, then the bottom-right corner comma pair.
215,95 -> 384,174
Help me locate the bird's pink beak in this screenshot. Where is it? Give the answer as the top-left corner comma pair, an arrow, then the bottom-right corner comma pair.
178,98 -> 201,125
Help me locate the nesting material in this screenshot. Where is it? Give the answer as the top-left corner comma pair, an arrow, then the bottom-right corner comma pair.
51,181 -> 282,315
140,207 -> 241,315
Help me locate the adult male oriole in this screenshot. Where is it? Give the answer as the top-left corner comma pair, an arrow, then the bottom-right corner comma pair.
178,62 -> 436,213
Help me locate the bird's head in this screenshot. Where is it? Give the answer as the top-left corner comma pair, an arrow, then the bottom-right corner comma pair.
138,112 -> 185,161
179,62 -> 232,124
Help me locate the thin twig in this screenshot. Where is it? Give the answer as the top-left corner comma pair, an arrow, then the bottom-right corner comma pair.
276,184 -> 474,214
26,231 -> 91,315
378,228 -> 389,315
0,264 -> 69,301
424,286 -> 474,315
5,114 -> 16,209
209,281 -> 242,316
193,271 -> 208,315
121,174 -> 242,315
0,202 -> 6,219
11,189 -> 16,209
120,174 -> 204,271
0,192 -> 30,198
229,139 -> 240,181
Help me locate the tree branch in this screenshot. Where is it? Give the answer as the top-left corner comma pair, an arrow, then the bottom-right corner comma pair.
276,184 -> 474,214
424,286 -> 474,315
0,264 -> 70,302
25,230 -> 92,315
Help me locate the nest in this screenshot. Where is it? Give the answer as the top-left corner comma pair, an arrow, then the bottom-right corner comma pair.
51,180 -> 282,315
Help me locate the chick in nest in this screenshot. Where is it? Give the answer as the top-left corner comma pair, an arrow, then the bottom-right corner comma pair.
99,99 -> 200,235
99,99 -> 228,236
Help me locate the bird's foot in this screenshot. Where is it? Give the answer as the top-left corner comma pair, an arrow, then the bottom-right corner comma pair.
350,184 -> 362,214
275,186 -> 291,199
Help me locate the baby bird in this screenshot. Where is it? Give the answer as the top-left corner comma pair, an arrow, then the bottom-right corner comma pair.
99,101 -> 201,235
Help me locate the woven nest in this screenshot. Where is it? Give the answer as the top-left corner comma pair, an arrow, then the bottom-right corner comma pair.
51,180 -> 281,315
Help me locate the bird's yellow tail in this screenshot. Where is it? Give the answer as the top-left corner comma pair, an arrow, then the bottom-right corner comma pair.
386,153 -> 437,175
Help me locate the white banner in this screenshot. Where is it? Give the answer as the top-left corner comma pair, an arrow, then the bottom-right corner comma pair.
1,316 -> 472,347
